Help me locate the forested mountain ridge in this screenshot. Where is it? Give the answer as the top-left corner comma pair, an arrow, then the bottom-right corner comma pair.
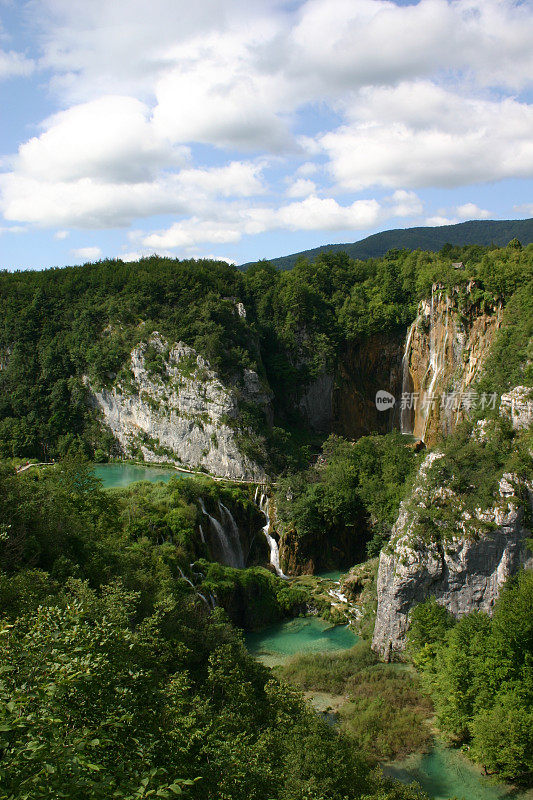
1,240 -> 531,475
241,217 -> 533,271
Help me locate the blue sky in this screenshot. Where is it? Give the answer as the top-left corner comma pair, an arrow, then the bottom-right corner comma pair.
1,0 -> 533,270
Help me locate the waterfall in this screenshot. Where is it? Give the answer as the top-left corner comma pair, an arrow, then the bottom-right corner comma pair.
259,494 -> 287,578
199,523 -> 206,545
199,498 -> 243,568
400,321 -> 416,435
177,565 -> 211,609
218,502 -> 245,568
421,294 -> 449,441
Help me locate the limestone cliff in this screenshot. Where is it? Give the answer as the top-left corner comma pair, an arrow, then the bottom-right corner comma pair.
400,283 -> 502,445
296,333 -> 403,438
500,385 -> 533,430
372,452 -> 533,660
88,333 -> 269,481
333,334 -> 403,439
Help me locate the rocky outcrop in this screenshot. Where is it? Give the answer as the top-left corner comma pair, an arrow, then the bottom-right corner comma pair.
279,521 -> 368,576
400,284 -> 502,445
372,454 -> 533,660
88,333 -> 269,481
334,333 -> 404,439
500,386 -> 533,430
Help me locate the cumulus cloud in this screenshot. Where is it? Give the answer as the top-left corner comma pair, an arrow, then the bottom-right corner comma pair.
3,0 -> 533,245
70,246 -> 102,261
386,190 -> 424,218
14,96 -> 188,183
285,178 -> 316,198
143,195 -> 382,249
34,0 -> 533,104
455,203 -> 492,220
322,83 -> 533,190
152,30 -> 293,152
0,161 -> 264,227
425,216 -> 458,227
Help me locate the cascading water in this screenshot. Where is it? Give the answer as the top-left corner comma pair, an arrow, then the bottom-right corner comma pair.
259,493 -> 287,578
177,565 -> 212,609
199,497 -> 242,568
400,321 -> 416,435
218,501 -> 245,568
421,293 -> 449,441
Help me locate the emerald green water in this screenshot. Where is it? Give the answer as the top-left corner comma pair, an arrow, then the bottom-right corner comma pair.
245,617 -> 358,666
384,741 -> 530,800
315,569 -> 346,581
93,463 -> 184,488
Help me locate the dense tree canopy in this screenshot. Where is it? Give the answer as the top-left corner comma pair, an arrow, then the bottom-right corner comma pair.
0,242 -> 531,464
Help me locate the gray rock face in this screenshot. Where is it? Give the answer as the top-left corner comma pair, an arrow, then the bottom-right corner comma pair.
299,372 -> 334,431
500,386 -> 533,430
372,455 -> 532,660
88,333 -> 268,481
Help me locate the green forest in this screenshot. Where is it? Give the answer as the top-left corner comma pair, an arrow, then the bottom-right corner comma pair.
0,240 -> 532,798
0,240 -> 531,467
0,456 -> 429,800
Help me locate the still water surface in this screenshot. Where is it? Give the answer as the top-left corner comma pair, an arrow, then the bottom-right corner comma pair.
246,619 -> 530,800
245,617 -> 358,667
93,462 -> 184,488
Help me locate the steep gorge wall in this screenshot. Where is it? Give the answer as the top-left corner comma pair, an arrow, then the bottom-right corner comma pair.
88,333 -> 269,481
401,283 -> 502,444
296,332 -> 404,437
372,452 -> 533,660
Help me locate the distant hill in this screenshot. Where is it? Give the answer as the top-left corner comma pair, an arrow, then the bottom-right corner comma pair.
240,218 -> 533,270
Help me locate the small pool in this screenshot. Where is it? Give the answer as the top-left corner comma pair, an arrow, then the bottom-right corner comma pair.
93,463 -> 186,488
245,617 -> 358,666
314,569 -> 346,581
384,741 -> 531,800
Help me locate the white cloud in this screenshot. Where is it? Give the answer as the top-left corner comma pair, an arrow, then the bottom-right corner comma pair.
322,83 -> 533,190
0,161 -> 264,227
273,195 -> 381,232
0,48 -> 34,80
70,246 -> 102,261
455,202 -> 492,220
35,0 -> 533,107
386,190 -> 424,218
295,162 -> 318,178
142,195 -> 382,249
425,216 -> 458,227
143,219 -> 243,249
285,178 -> 316,198
3,0 -> 533,243
15,96 -> 188,183
152,29 -> 293,152
54,230 -> 69,239
177,162 -> 264,197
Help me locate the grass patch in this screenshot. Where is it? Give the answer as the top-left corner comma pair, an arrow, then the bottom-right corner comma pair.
278,642 -> 433,763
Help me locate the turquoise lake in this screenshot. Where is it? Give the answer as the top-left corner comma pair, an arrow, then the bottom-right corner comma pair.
93,463 -> 185,488
384,741 -> 531,800
245,617 -> 358,666
246,619 -> 531,800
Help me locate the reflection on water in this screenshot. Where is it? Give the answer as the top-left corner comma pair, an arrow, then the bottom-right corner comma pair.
93,462 -> 184,488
